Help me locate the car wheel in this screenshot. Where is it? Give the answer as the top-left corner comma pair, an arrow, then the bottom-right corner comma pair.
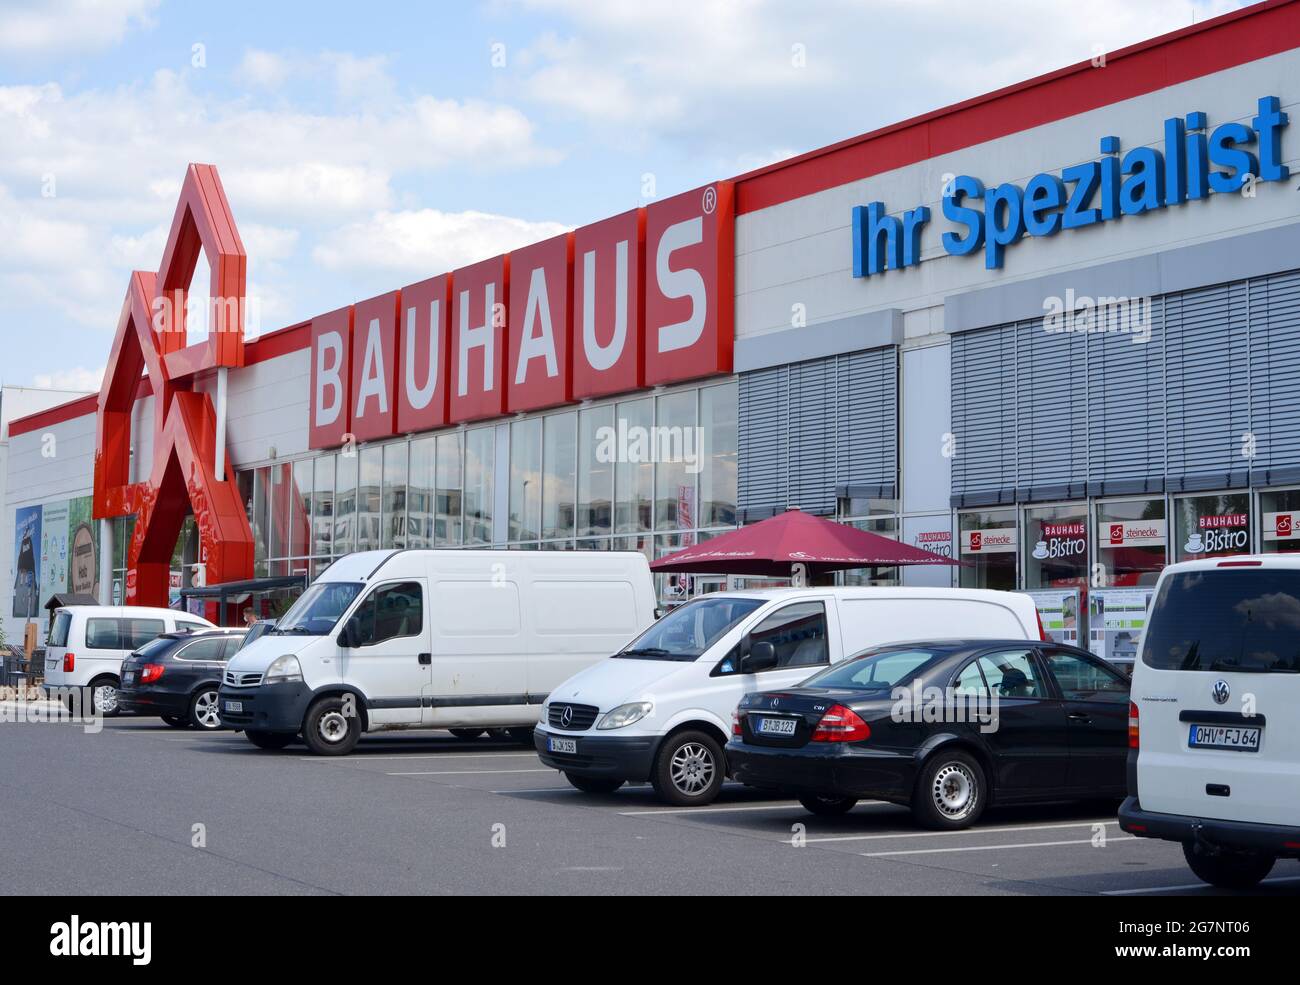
88,679 -> 121,718
651,730 -> 725,807
449,728 -> 485,739
912,750 -> 986,830
244,729 -> 294,751
564,773 -> 624,794
188,688 -> 222,730
302,696 -> 361,756
1182,842 -> 1276,890
798,794 -> 859,816
161,715 -> 189,728
507,726 -> 534,745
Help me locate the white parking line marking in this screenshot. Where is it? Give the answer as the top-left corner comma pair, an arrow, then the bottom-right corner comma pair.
489,787 -> 569,794
862,836 -> 1137,857
1103,875 -> 1300,896
805,818 -> 1117,844
620,803 -> 806,816
298,752 -> 538,762
386,768 -> 554,776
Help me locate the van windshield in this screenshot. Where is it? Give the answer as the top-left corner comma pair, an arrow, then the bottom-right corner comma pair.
1143,569 -> 1300,673
615,597 -> 763,661
272,582 -> 363,636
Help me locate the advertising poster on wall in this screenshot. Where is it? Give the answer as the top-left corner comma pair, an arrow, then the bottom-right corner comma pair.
38,500 -> 71,625
67,495 -> 100,600
12,506 -> 42,619
1087,587 -> 1153,671
1025,588 -> 1080,646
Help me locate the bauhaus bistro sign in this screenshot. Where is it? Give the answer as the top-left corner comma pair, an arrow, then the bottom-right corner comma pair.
308,182 -> 735,449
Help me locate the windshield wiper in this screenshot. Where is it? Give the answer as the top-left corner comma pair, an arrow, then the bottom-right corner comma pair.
271,626 -> 317,636
617,647 -> 672,657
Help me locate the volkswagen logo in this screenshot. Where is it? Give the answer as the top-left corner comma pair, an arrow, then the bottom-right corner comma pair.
1212,680 -> 1231,705
559,705 -> 574,727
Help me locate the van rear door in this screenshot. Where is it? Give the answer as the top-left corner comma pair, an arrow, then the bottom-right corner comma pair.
1135,565 -> 1300,826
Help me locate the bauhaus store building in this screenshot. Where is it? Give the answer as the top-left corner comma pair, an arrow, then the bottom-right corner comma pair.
5,0 -> 1300,665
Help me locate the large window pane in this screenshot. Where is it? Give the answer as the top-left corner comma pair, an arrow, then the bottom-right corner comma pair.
408,437 -> 435,549
313,456 -> 335,557
615,398 -> 652,533
957,509 -> 1017,590
509,418 -> 542,541
654,390 -> 697,533
578,406 -> 613,537
251,467 -> 269,564
464,428 -> 494,545
699,382 -> 737,528
335,451 -> 358,555
383,441 -> 408,549
357,446 -> 383,553
543,412 -> 576,540
291,458 -> 313,560
436,432 -> 464,546
1095,497 -> 1166,586
269,463 -> 292,559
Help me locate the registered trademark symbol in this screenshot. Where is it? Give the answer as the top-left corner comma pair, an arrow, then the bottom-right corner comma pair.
702,186 -> 717,214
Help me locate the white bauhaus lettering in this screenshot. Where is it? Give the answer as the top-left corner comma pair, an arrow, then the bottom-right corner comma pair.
582,241 -> 628,371
355,318 -> 389,418
458,283 -> 496,397
405,300 -> 439,410
655,216 -> 706,353
314,331 -> 344,426
515,266 -> 559,384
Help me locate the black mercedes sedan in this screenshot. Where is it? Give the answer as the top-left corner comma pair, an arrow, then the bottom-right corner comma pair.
118,629 -> 247,730
727,639 -> 1130,829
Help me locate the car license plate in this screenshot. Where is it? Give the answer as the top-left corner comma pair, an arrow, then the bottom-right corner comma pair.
224,700 -> 243,714
756,716 -> 798,736
548,736 -> 577,754
1188,723 -> 1261,752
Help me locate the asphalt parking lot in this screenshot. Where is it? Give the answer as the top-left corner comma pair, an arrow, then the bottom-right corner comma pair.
4,710 -> 1300,896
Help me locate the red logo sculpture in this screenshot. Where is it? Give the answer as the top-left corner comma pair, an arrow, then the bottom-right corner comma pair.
93,164 -> 255,607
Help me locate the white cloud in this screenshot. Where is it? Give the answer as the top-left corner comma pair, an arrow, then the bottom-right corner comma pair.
33,365 -> 104,391
313,208 -> 570,277
0,0 -> 158,54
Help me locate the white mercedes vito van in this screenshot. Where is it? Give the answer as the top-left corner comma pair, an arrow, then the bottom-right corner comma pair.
44,605 -> 215,715
1120,555 -> 1300,889
535,586 -> 1044,805
218,549 -> 656,755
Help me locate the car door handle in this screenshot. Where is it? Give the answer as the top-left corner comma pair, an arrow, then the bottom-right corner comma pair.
418,653 -> 431,665
1067,711 -> 1091,722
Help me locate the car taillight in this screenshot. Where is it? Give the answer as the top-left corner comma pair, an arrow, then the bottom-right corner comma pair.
140,663 -> 165,684
1035,609 -> 1048,641
63,653 -> 75,673
811,704 -> 871,742
731,710 -> 743,737
1128,700 -> 1140,749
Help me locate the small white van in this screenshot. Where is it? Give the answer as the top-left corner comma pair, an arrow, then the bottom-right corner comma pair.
218,549 -> 656,755
1121,555 -> 1300,889
535,586 -> 1044,805
44,605 -> 216,715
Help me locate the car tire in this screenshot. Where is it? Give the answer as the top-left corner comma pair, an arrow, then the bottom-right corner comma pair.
188,688 -> 222,730
161,715 -> 189,728
651,730 -> 725,807
798,794 -> 859,816
302,696 -> 361,756
449,728 -> 485,739
244,729 -> 294,751
912,750 -> 986,830
564,773 -> 624,794
87,679 -> 121,718
1182,842 -> 1276,890
507,726 -> 534,745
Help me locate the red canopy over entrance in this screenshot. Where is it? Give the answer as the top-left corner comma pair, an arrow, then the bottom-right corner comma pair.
649,509 -> 963,577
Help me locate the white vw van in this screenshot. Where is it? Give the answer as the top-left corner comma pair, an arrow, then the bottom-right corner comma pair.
218,549 -> 656,755
1121,555 -> 1300,889
535,586 -> 1044,805
44,605 -> 215,715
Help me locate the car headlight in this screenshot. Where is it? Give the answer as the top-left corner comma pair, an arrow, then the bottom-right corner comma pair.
538,702 -> 549,726
596,701 -> 653,730
264,654 -> 303,685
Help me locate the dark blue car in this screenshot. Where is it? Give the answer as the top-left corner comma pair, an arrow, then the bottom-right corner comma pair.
118,629 -> 248,729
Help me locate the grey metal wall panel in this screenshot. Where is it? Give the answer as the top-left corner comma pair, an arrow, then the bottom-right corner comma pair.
1248,270 -> 1300,485
950,324 -> 1017,507
1015,318 -> 1088,500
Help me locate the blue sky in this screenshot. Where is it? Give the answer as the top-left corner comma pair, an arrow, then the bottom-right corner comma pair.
0,0 -> 1246,391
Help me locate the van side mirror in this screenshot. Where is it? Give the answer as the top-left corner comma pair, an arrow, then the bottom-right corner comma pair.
742,641 -> 778,673
338,618 -> 359,648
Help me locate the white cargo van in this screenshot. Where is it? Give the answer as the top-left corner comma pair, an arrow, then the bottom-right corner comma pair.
218,549 -> 656,755
1121,556 -> 1300,889
44,606 -> 216,715
535,586 -> 1044,805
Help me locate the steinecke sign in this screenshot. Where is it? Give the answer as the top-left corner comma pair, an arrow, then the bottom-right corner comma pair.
851,96 -> 1289,277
